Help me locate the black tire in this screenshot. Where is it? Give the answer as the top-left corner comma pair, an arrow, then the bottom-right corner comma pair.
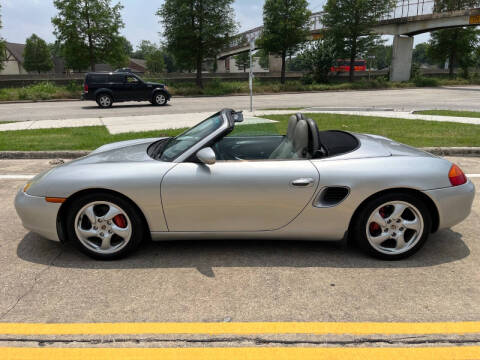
353,192 -> 432,260
66,192 -> 146,260
152,91 -> 168,106
96,93 -> 113,108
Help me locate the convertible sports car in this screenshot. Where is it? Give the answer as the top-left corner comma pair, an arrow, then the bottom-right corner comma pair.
15,109 -> 475,260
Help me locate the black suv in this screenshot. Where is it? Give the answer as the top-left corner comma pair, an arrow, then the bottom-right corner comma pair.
82,72 -> 171,108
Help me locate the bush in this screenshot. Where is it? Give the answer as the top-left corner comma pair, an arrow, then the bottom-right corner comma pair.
413,77 -> 439,87
301,74 -> 314,85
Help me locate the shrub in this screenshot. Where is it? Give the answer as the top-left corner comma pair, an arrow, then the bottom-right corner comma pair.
413,77 -> 439,87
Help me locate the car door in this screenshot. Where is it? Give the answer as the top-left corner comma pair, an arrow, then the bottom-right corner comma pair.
125,75 -> 143,100
108,74 -> 126,100
161,160 -> 320,232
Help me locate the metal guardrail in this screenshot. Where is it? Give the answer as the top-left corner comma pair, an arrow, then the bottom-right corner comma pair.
382,0 -> 435,20
224,0 -> 472,52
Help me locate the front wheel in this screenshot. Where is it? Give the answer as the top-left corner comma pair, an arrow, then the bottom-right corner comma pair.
66,193 -> 146,260
152,92 -> 168,106
353,193 -> 432,260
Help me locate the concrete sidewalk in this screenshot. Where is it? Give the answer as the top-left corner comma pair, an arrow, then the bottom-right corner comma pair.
0,112 -> 277,135
0,109 -> 479,134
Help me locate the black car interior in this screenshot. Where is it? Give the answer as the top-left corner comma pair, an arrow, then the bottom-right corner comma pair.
214,113 -> 359,161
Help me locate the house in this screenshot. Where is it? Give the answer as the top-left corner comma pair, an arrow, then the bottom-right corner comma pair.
94,58 -> 147,74
0,42 -> 28,75
1,40 -> 148,75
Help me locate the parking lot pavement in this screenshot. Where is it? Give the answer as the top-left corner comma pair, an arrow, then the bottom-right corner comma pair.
0,157 -> 479,346
2,86 -> 480,122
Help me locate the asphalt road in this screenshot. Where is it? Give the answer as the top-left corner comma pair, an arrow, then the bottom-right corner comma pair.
0,156 -> 478,344
2,86 -> 480,122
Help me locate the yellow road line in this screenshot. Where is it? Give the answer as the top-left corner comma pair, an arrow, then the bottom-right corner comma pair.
0,321 -> 480,336
2,347 -> 480,360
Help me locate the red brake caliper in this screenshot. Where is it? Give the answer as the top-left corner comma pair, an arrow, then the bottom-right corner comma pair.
370,207 -> 386,234
369,222 -> 380,233
113,214 -> 127,229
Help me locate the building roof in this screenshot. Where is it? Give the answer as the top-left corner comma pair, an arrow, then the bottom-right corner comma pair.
5,42 -> 26,64
129,58 -> 147,72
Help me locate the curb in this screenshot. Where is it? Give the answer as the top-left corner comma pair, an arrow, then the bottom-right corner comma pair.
423,147 -> 480,156
0,151 -> 90,159
0,148 -> 479,160
0,99 -> 82,105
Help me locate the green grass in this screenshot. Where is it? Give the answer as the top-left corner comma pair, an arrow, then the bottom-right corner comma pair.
0,126 -> 185,151
415,110 -> 480,118
0,113 -> 478,151
262,113 -> 480,147
0,81 -> 81,102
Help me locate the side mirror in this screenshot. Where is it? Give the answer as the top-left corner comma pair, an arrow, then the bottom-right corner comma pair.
196,147 -> 216,165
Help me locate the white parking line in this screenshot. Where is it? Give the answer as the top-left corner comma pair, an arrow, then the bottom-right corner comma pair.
0,175 -> 35,180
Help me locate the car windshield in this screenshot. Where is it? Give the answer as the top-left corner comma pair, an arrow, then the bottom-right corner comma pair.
160,113 -> 224,162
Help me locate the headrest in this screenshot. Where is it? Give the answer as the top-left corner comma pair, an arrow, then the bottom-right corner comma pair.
305,118 -> 320,157
287,115 -> 298,140
293,120 -> 309,156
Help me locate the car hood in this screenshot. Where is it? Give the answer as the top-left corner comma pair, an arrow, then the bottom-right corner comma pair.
66,138 -> 164,166
146,82 -> 163,87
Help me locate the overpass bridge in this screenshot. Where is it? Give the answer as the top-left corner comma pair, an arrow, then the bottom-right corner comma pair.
218,1 -> 480,81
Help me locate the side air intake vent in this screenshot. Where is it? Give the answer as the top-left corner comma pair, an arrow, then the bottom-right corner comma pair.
315,187 -> 350,207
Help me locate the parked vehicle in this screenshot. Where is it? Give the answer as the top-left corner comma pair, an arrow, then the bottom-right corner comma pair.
15,109 -> 475,261
331,59 -> 367,73
82,72 -> 171,108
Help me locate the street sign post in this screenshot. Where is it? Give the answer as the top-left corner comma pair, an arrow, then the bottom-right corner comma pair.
249,40 -> 255,113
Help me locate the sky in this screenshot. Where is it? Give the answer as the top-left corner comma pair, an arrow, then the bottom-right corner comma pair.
0,0 -> 428,48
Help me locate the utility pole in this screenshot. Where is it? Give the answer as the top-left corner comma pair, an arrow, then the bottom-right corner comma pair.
249,39 -> 255,113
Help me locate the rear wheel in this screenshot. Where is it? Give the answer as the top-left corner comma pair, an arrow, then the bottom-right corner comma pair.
96,93 -> 113,108
66,193 -> 145,260
152,92 -> 167,106
353,193 -> 431,260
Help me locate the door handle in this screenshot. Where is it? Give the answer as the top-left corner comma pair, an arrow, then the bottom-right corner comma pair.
291,178 -> 314,187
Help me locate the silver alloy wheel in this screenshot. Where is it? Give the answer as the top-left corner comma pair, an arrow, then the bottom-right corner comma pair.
155,93 -> 166,105
366,201 -> 424,255
99,95 -> 111,107
74,201 -> 132,255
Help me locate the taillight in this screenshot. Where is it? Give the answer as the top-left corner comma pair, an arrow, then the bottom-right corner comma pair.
84,83 -> 88,92
449,164 -> 467,187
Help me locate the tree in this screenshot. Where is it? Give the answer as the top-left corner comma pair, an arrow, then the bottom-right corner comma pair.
367,44 -> 392,70
434,0 -> 480,12
23,34 -> 54,73
257,0 -> 311,84
256,49 -> 270,70
52,0 -> 127,71
0,3 -> 5,72
119,36 -> 133,57
158,0 -> 236,88
413,43 -> 431,66
162,50 -> 178,73
429,0 -> 480,77
323,0 -> 395,82
296,39 -> 337,83
428,27 -> 479,77
132,40 -> 158,59
146,50 -> 165,73
234,52 -> 250,72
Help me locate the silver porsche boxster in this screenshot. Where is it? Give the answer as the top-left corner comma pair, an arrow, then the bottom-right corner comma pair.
15,109 -> 475,260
